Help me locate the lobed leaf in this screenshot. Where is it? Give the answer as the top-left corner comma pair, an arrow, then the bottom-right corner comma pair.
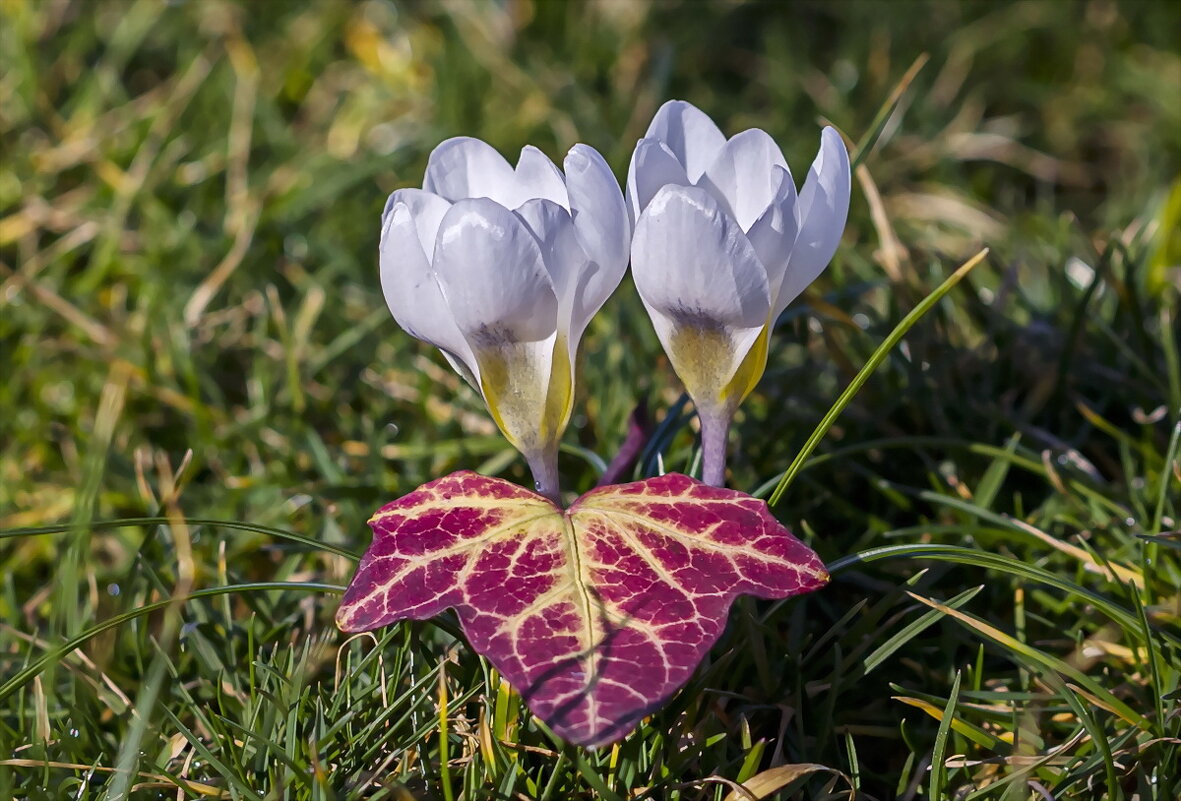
336,471 -> 827,747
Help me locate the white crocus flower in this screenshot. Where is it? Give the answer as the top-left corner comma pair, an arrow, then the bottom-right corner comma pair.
380,137 -> 631,501
628,100 -> 851,486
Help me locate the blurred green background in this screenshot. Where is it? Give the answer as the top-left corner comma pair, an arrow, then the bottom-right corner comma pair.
1,0 -> 1179,798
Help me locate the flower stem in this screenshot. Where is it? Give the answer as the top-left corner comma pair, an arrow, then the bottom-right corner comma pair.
527,446 -> 562,505
700,410 -> 731,487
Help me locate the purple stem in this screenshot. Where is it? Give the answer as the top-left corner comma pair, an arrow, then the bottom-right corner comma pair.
527,446 -> 562,506
700,410 -> 731,487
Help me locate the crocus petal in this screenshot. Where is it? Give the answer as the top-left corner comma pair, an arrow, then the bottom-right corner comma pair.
774,127 -> 851,316
745,165 -> 800,307
432,198 -> 565,455
379,195 -> 477,380
382,188 -> 452,260
632,184 -> 771,410
432,198 -> 558,346
699,128 -> 790,231
625,138 -> 690,223
644,99 -> 727,182
423,137 -> 518,207
514,199 -> 594,350
432,197 -> 559,347
514,146 -> 570,209
632,185 -> 770,328
564,144 -> 631,280
473,331 -> 565,459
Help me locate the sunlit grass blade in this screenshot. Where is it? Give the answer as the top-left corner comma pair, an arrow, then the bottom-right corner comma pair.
927,668 -> 961,799
768,248 -> 988,506
1040,672 -> 1121,797
891,694 -> 1001,751
906,592 -> 1149,730
827,543 -> 1174,647
863,585 -> 984,674
0,582 -> 342,703
0,760 -> 226,798
159,705 -> 267,801
848,52 -> 930,171
0,517 -> 360,559
917,491 -> 1144,587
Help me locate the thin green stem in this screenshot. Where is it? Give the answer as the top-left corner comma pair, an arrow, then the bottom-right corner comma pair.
768,248 -> 989,507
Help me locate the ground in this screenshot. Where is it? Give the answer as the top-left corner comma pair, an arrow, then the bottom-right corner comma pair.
1,0 -> 1178,798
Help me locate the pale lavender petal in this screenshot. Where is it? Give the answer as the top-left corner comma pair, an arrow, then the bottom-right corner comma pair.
625,138 -> 690,223
631,184 -> 770,403
514,199 -> 593,348
775,127 -> 851,316
379,197 -> 477,378
631,184 -> 770,330
432,198 -> 558,345
382,188 -> 452,261
514,146 -> 570,209
745,166 -> 800,309
564,144 -> 631,280
699,128 -> 790,231
423,137 -> 517,207
644,99 -> 727,181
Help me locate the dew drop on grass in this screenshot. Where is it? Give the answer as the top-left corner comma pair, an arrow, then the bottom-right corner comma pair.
106,583 -> 120,596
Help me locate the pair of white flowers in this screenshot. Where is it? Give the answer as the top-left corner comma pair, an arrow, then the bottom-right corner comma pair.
380,100 -> 851,498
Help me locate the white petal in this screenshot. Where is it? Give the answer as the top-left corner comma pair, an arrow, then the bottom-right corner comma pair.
432,198 -> 558,345
699,128 -> 789,231
776,127 -> 851,312
631,185 -> 770,404
641,304 -> 763,417
631,184 -> 770,330
423,137 -> 517,206
473,333 -> 564,460
745,166 -> 800,314
625,138 -> 690,223
564,144 -> 631,277
379,199 -> 477,378
644,99 -> 727,181
514,199 -> 585,339
381,188 -> 451,261
514,196 -> 622,355
514,145 -> 569,209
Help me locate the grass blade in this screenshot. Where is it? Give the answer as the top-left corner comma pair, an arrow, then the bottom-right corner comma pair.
769,248 -> 988,506
0,582 -> 342,703
928,669 -> 961,800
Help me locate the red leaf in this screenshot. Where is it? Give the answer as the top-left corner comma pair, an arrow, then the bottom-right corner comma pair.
336,471 -> 828,748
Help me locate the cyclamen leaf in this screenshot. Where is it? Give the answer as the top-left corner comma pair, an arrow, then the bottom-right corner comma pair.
336,471 -> 827,748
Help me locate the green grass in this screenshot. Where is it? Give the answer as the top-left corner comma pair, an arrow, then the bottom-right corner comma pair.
2,0 -> 1179,798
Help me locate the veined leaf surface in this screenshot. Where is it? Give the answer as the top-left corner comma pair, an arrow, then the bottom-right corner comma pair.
336,471 -> 827,747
